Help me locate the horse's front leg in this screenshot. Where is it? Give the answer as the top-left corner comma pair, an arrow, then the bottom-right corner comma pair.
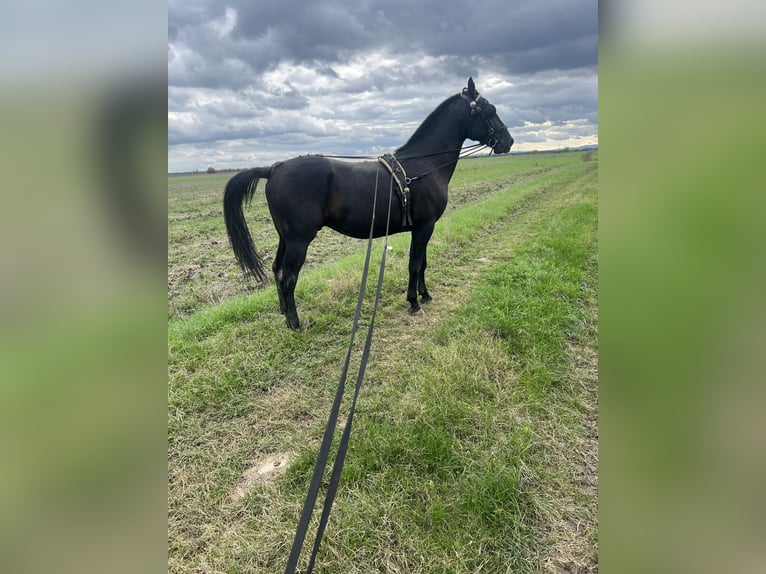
418,248 -> 432,304
407,223 -> 435,315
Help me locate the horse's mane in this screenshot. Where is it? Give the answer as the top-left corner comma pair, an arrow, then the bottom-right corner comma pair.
396,94 -> 461,153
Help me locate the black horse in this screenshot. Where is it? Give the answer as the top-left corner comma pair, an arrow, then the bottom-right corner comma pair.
224,78 -> 513,330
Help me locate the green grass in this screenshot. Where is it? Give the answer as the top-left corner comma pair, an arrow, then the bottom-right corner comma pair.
168,150 -> 598,573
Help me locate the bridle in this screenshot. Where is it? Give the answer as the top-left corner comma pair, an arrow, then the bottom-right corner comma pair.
461,88 -> 502,148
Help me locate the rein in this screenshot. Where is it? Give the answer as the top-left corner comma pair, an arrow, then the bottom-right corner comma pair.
283,134 -> 497,574
314,142 -> 492,164
284,168 -> 395,574
398,141 -> 490,162
404,142 -> 492,184
316,142 -> 493,186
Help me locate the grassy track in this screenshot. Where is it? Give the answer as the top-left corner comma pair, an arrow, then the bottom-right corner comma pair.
168,151 -> 598,573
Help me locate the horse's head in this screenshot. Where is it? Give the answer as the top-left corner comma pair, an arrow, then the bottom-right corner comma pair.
462,77 -> 513,154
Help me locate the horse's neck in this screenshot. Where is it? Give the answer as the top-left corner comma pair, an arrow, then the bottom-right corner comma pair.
397,98 -> 467,180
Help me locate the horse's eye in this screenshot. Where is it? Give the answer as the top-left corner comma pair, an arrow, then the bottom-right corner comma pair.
483,104 -> 496,117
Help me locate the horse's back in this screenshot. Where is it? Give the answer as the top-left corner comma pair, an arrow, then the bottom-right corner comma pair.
267,155 -> 328,187
267,155 -> 375,190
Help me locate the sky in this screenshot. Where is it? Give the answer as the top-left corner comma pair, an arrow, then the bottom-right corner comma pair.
168,0 -> 598,173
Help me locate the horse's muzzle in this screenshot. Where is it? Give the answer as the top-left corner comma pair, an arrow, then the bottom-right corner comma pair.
493,133 -> 513,154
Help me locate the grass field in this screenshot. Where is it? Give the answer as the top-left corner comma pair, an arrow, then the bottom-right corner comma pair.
168,150 -> 598,573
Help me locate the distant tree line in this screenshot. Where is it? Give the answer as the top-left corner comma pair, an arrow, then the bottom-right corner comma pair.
187,167 -> 243,175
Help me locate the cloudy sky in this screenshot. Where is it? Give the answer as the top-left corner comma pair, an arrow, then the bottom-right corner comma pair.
168,0 -> 598,173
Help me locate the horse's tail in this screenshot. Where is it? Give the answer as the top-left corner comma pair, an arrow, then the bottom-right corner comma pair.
223,166 -> 272,282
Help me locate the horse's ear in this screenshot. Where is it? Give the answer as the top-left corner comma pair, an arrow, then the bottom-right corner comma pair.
467,77 -> 477,98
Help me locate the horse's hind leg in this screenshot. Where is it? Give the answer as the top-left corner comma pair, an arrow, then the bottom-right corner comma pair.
273,238 -> 287,314
276,238 -> 311,330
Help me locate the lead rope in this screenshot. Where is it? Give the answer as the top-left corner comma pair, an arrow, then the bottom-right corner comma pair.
284,167 -> 395,574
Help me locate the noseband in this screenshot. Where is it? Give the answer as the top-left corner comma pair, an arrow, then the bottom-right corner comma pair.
461,89 -> 500,148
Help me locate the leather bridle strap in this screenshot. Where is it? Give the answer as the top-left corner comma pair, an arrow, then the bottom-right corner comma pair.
460,91 -> 499,148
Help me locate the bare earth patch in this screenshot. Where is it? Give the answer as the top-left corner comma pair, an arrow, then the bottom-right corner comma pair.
231,452 -> 295,500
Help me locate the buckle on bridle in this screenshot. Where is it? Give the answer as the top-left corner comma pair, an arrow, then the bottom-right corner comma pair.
462,89 -> 497,147
461,89 -> 482,114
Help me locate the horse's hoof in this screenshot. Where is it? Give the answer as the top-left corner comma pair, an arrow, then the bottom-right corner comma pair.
409,307 -> 423,316
420,294 -> 433,304
285,316 -> 301,330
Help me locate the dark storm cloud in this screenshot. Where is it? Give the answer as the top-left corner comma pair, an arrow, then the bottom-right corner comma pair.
168,0 -> 598,172
169,0 -> 596,89
231,1 -> 374,61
